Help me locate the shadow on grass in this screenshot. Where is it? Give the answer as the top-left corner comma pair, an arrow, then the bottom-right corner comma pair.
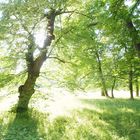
79,98 -> 140,140
3,111 -> 41,140
2,109 -> 70,140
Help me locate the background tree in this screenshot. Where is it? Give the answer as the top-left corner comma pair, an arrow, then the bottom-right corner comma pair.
54,0 -> 140,98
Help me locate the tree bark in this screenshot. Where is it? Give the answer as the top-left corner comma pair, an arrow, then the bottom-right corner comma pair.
17,75 -> 37,112
126,19 -> 140,57
136,78 -> 139,97
111,77 -> 116,98
129,64 -> 134,99
101,88 -> 105,96
16,9 -> 57,113
95,51 -> 109,97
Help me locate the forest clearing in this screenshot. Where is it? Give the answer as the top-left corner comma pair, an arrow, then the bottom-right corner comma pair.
0,0 -> 140,139
0,89 -> 140,140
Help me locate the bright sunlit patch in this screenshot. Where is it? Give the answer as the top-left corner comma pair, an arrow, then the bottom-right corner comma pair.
34,29 -> 46,48
15,59 -> 25,74
0,0 -> 8,3
0,94 -> 18,112
30,88 -> 136,120
31,89 -> 84,120
124,0 -> 135,7
0,11 -> 2,18
0,87 -> 136,120
31,88 -> 105,120
120,108 -> 134,113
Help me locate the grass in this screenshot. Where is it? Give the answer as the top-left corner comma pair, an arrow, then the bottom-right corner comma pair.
0,98 -> 140,140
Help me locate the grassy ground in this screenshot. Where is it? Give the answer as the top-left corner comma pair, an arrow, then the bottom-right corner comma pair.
0,97 -> 140,140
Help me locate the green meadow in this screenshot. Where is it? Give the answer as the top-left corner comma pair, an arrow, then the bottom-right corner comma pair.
0,97 -> 140,140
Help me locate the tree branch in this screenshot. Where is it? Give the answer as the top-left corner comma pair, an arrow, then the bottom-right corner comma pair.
130,0 -> 140,15
47,56 -> 78,66
31,15 -> 46,32
14,14 -> 31,35
46,28 -> 74,58
47,56 -> 66,63
55,9 -> 93,19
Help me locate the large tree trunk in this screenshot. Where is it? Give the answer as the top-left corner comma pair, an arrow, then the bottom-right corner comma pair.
17,75 -> 38,112
16,9 -> 59,113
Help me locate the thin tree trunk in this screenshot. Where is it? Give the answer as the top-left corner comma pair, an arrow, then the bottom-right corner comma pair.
101,88 -> 105,96
129,64 -> 134,99
111,77 -> 116,98
95,51 -> 109,97
136,78 -> 139,96
126,19 -> 140,57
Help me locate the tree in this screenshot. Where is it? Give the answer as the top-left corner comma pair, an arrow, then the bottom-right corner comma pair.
0,0 -> 139,112
0,0 -> 81,112
57,0 -> 140,98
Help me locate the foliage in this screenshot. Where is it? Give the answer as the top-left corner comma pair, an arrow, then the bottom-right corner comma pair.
0,0 -> 139,96
52,0 -> 140,93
